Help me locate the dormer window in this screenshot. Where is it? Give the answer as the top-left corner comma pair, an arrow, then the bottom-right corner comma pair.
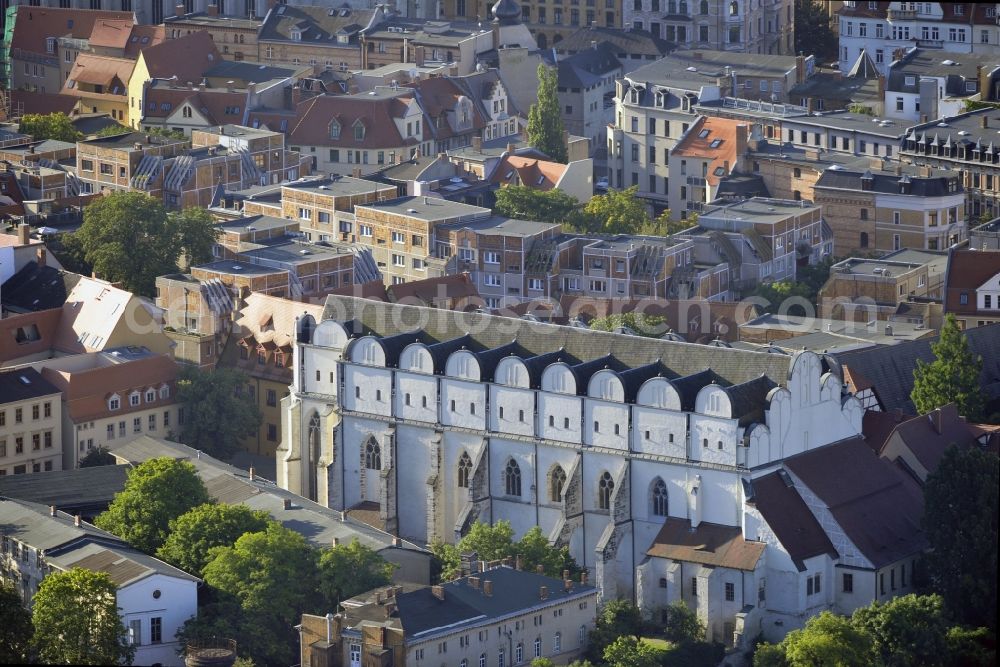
159,385 -> 170,400
291,28 -> 302,41
330,121 -> 341,139
108,395 -> 121,411
353,121 -> 365,141
129,392 -> 141,407
145,389 -> 155,403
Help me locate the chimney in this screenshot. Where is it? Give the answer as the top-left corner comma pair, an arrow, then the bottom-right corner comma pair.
795,55 -> 805,84
931,408 -> 944,435
375,590 -> 384,604
414,45 -> 426,67
693,51 -> 702,61
352,167 -> 362,178
506,142 -> 516,154
49,505 -> 56,517
483,580 -> 493,596
392,536 -> 401,546
291,84 -> 302,107
982,114 -> 989,129
472,135 -> 482,152
384,603 -> 397,618
332,537 -> 340,547
920,114 -> 928,123
515,554 -> 523,570
283,498 -> 293,510
175,3 -> 185,16
207,3 -> 219,15
536,564 -> 544,574
16,223 -> 30,245
249,466 -> 256,480
431,585 -> 445,600
564,578 -> 573,591
735,124 -> 748,157
469,576 -> 480,589
74,515 -> 81,527
562,569 -> 570,580
539,585 -> 548,600
877,74 -> 885,99
580,570 -> 588,585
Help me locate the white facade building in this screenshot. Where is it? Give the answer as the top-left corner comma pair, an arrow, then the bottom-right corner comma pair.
278,296 -> 926,648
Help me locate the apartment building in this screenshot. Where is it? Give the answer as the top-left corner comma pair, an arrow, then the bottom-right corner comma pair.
818,249 -> 948,322
299,564 -> 598,667
0,498 -> 198,667
667,116 -> 743,218
163,4 -> 260,61
883,48 -> 1000,122
557,42 -> 622,153
407,70 -> 519,151
623,0 -> 795,55
75,130 -> 188,196
899,109 -> 1000,220
360,17 -> 495,74
814,166 -> 965,255
271,176 -> 397,242
0,368 -> 61,476
31,346 -> 178,469
1,6 -> 134,91
554,25 -> 672,74
256,4 -> 382,72
838,1 -> 1000,77
60,53 -> 134,123
942,248 -> 1000,329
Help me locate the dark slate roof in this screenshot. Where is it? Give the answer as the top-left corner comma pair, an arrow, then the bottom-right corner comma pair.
473,340 -> 521,382
0,367 -> 61,404
785,438 -> 927,568
557,42 -> 621,89
831,323 -> 1000,414
815,168 -> 960,197
716,173 -> 770,199
425,334 -> 473,371
0,464 -> 128,514
556,25 -> 673,59
751,470 -> 837,571
886,49 -> 1000,96
523,349 -> 573,386
618,361 -> 666,402
568,354 -> 624,392
724,375 -> 777,426
378,330 -> 429,366
399,565 -> 596,638
669,369 -> 722,412
1,261 -> 80,312
323,296 -> 794,389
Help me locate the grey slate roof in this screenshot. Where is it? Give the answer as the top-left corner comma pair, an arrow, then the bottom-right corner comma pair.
0,367 -> 61,404
0,464 -> 128,512
321,296 -> 794,388
557,42 -> 621,89
830,323 -> 1000,414
556,25 -> 673,59
259,4 -> 374,44
815,168 -> 961,197
1,261 -> 80,312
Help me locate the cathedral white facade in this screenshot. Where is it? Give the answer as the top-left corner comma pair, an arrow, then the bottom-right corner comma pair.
278,296 -> 924,647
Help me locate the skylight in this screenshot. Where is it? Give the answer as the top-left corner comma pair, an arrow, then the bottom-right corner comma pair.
698,129 -> 710,138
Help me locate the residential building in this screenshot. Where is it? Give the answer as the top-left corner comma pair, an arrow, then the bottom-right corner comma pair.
554,25 -> 673,74
666,116 -> 742,218
556,42 -> 622,152
838,1 -> 1000,77
787,50 -> 884,114
107,434 -> 432,583
623,0 -> 795,55
0,368 -> 61,476
942,248 -> 1000,329
278,294 -> 926,647
299,564 -> 598,667
813,166 -> 966,255
1,6 -> 134,92
137,78 -> 253,136
60,53 -> 134,123
489,153 -> 594,203
0,498 -> 198,666
256,4 -> 383,73
899,109 -> 1000,220
360,17 -> 496,74
163,5 -> 260,61
882,47 -> 1000,122
818,249 -> 948,322
33,346 -> 178,469
74,130 -> 189,197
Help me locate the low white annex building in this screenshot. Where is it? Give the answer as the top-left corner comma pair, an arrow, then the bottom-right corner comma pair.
278,296 -> 926,648
0,498 -> 198,666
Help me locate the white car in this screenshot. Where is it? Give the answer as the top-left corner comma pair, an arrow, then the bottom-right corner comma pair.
595,177 -> 609,190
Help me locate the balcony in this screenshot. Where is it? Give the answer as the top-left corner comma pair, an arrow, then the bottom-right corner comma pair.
916,38 -> 944,48
887,8 -> 917,20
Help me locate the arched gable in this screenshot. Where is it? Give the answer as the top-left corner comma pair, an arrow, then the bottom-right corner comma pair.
346,336 -> 387,366
588,369 -> 624,402
635,377 -> 680,410
495,356 -> 530,388
445,349 -> 481,381
312,319 -> 349,348
399,342 -> 434,374
541,362 -> 577,395
695,384 -> 732,417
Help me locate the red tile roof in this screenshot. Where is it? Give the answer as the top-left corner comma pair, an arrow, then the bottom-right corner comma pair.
64,53 -> 134,91
0,309 -> 62,365
670,116 -> 743,186
646,517 -> 765,571
386,273 -> 481,309
490,155 -> 567,190
287,94 -> 420,149
139,30 -> 220,85
944,249 -> 1000,315
87,19 -> 134,49
8,7 -> 134,55
6,90 -> 77,117
123,25 -> 166,59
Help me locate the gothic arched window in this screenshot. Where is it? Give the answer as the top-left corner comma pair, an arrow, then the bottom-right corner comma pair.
598,471 -> 614,510
365,439 -> 381,470
505,458 -> 522,497
651,478 -> 668,516
550,465 -> 567,502
458,452 -> 472,488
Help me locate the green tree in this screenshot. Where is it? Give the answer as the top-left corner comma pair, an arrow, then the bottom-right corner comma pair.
18,112 -> 82,142
79,445 -> 117,468
0,581 -> 32,664
95,457 -> 211,554
581,186 -> 651,235
531,659 -> 556,667
317,538 -> 395,607
432,521 -> 580,581
76,191 -> 180,296
794,0 -> 837,62
493,186 -> 579,223
851,594 -> 951,666
589,313 -> 667,337
776,611 -> 872,667
516,525 -> 581,578
157,503 -> 271,575
525,64 -> 567,163
752,642 -> 788,667
750,280 -> 813,313
945,626 -> 996,667
911,314 -> 986,421
94,123 -> 130,137
662,600 -> 704,644
175,367 -> 262,461
663,639 -> 725,667
31,569 -> 134,666
171,206 -> 220,268
202,523 -> 320,666
586,599 -> 644,661
44,231 -> 92,276
603,635 -> 666,667
922,446 -> 998,629
145,126 -> 188,140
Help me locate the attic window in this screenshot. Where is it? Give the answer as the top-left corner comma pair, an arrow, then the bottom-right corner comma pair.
161,102 -> 172,111
709,139 -> 722,148
353,122 -> 365,141
141,36 -> 149,44
330,121 -> 341,139
698,129 -> 710,139
713,166 -> 725,176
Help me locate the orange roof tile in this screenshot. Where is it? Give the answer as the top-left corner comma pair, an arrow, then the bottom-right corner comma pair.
0,309 -> 62,365
139,30 -> 221,84
670,116 -> 744,186
88,19 -> 134,49
647,517 -> 765,571
8,7 -> 134,55
490,155 -> 567,190
64,53 -> 134,91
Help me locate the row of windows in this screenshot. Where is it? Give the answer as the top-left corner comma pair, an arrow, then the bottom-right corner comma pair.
0,431 -> 54,458
0,459 -> 53,476
416,627 -> 584,666
107,387 -> 169,411
0,402 -> 51,426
